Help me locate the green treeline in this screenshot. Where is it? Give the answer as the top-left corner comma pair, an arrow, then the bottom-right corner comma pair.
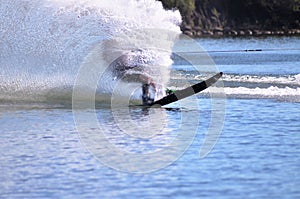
159,0 -> 300,34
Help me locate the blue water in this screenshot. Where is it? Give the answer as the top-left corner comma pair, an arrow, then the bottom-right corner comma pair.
1,37 -> 300,198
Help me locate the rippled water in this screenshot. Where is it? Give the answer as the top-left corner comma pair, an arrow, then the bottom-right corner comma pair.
1,37 -> 300,198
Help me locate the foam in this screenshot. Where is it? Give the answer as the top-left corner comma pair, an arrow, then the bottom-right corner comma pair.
221,74 -> 300,86
169,73 -> 300,102
202,86 -> 300,102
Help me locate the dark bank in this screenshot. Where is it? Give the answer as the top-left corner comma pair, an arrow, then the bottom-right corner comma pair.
159,0 -> 300,37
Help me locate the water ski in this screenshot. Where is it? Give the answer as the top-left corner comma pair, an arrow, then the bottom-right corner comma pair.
149,72 -> 223,107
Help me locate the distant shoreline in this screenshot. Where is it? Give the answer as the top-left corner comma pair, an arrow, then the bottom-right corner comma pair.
182,26 -> 300,37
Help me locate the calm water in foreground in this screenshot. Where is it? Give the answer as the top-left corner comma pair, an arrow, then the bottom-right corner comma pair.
1,37 -> 300,198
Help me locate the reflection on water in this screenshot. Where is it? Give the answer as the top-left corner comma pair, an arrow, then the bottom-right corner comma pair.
74,104 -> 200,173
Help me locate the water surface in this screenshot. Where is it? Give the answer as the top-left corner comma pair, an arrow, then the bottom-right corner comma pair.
1,36 -> 300,198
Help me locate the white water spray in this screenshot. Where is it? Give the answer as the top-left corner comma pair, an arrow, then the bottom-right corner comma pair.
0,0 -> 182,103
